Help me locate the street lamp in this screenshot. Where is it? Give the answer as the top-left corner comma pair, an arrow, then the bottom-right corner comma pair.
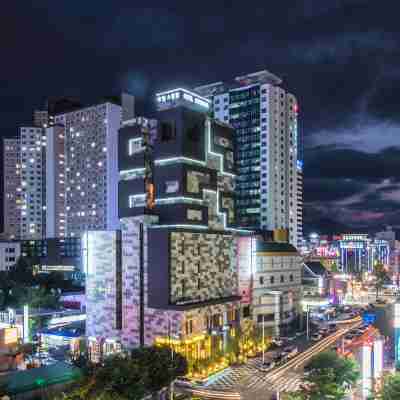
262,314 -> 265,364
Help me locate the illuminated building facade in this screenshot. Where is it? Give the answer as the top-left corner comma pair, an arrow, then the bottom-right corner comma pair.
53,101 -> 123,237
3,138 -> 21,239
252,234 -> 302,336
45,124 -> 66,237
86,89 -> 247,362
195,70 -> 302,247
339,234 -> 390,273
395,300 -> 400,365
339,326 -> 384,399
18,127 -> 46,239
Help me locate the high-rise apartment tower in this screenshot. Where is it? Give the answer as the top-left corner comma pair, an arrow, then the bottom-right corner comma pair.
195,70 -> 303,247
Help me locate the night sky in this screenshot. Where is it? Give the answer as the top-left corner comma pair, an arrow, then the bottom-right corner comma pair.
1,1 -> 399,235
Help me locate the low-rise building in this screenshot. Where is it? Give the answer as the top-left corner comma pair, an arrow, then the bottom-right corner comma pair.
302,261 -> 332,297
252,232 -> 302,336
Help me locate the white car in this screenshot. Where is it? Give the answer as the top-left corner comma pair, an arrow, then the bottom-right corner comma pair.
283,346 -> 298,358
311,333 -> 322,342
261,360 -> 275,371
272,337 -> 284,346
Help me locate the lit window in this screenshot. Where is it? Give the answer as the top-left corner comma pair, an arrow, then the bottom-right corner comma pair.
129,194 -> 146,208
128,138 -> 144,155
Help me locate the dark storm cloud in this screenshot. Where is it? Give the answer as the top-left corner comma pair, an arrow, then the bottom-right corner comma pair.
2,0 -> 400,232
304,178 -> 368,203
305,147 -> 400,182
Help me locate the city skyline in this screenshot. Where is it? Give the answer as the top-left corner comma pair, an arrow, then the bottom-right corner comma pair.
1,2 -> 399,234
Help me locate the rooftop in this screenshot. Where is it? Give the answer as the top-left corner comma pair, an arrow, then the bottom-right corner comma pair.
256,241 -> 298,254
2,361 -> 81,395
195,70 -> 283,97
304,261 -> 329,277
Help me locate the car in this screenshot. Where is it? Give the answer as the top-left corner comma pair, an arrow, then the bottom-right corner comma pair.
376,299 -> 386,304
311,333 -> 322,341
344,334 -> 355,342
287,335 -> 297,342
283,346 -> 298,359
175,377 -> 193,387
272,352 -> 283,362
296,331 -> 305,337
328,324 -> 337,333
272,337 -> 284,346
261,360 -> 275,371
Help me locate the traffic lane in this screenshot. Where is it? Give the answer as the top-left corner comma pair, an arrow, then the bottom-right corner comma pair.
265,318 -> 362,379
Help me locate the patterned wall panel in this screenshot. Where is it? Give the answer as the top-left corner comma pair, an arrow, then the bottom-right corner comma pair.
169,232 -> 238,305
85,231 -> 119,340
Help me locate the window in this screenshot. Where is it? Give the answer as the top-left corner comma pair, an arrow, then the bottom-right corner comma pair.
185,319 -> 193,335
181,280 -> 186,298
129,194 -> 146,208
280,275 -> 284,283
165,180 -> 179,194
290,274 -> 294,282
270,276 -> 274,284
187,209 -> 202,221
187,122 -> 201,142
160,121 -> 176,141
259,276 -> 264,285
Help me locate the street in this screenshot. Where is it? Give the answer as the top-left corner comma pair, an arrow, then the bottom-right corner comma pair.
177,317 -> 362,399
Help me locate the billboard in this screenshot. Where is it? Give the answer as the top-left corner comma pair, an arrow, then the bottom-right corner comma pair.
0,327 -> 18,348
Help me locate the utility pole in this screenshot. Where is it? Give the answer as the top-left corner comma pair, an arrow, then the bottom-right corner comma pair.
262,314 -> 265,364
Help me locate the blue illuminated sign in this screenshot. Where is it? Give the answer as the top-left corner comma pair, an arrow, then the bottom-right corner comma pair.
363,313 -> 376,325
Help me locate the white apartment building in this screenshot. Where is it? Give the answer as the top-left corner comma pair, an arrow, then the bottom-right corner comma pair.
3,127 -> 46,241
46,124 -> 66,237
0,242 -> 21,271
3,138 -> 21,240
19,127 -> 46,239
196,70 -> 302,247
54,102 -> 122,237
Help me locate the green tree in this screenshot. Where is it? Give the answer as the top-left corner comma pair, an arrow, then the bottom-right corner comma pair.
287,351 -> 359,400
57,356 -> 146,400
330,262 -> 339,273
131,345 -> 187,392
58,346 -> 188,400
379,373 -> 400,400
374,262 -> 389,299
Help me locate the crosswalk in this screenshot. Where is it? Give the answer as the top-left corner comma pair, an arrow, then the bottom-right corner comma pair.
203,358 -> 302,395
197,320 -> 362,398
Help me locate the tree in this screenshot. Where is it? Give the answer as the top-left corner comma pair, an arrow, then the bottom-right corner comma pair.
330,262 -> 339,273
374,262 -> 389,299
131,346 -> 187,392
8,257 -> 34,285
379,373 -> 400,400
58,346 -> 188,400
287,351 -> 359,400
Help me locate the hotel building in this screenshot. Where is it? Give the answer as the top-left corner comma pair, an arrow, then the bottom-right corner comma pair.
85,88 -> 247,363
195,71 -> 302,247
